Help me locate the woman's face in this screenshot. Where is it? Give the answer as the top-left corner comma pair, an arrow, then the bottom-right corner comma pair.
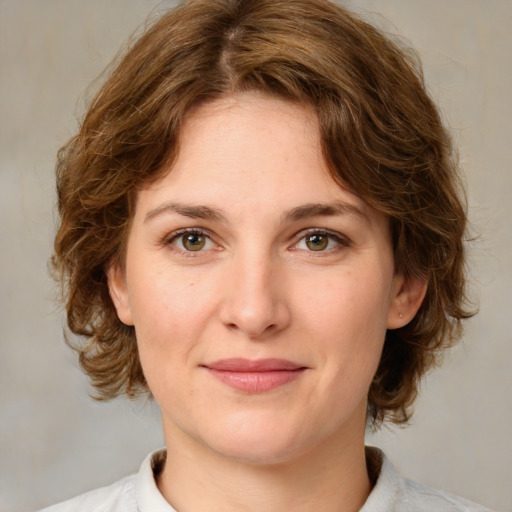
109,93 -> 419,464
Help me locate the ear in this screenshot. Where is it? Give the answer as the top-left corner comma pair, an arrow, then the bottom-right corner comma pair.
107,262 -> 134,326
387,273 -> 427,329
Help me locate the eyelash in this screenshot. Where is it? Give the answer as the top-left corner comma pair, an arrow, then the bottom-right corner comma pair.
162,227 -> 350,255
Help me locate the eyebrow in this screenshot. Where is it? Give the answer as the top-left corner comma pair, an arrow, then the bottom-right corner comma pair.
144,202 -> 227,224
282,202 -> 368,223
144,200 -> 367,225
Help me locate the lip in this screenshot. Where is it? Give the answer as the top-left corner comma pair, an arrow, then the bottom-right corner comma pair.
202,358 -> 307,393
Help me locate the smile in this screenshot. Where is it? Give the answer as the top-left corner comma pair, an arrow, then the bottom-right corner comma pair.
202,358 -> 308,393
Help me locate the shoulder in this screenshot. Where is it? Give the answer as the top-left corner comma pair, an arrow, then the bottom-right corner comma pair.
398,476 -> 496,512
36,449 -> 174,512
363,447 -> 496,512
36,474 -> 137,512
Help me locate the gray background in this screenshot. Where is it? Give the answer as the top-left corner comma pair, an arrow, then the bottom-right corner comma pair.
1,1 -> 510,511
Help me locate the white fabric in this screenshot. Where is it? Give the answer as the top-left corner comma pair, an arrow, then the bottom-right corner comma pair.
37,447 -> 494,511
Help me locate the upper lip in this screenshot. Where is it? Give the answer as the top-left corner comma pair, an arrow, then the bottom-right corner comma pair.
203,358 -> 306,372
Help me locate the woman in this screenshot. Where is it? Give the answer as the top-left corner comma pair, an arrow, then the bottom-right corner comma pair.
43,0 -> 491,510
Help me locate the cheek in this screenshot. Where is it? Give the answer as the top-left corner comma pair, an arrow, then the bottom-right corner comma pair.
126,265 -> 221,375
303,269 -> 391,329
128,261 -> 214,330
299,267 -> 392,374
130,281 -> 197,405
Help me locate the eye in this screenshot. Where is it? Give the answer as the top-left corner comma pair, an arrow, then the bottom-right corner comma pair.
293,230 -> 347,252
166,229 -> 215,252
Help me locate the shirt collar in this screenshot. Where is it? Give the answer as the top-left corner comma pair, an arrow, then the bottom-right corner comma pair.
135,446 -> 399,511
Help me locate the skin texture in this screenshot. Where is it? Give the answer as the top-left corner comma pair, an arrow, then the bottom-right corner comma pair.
109,94 -> 426,511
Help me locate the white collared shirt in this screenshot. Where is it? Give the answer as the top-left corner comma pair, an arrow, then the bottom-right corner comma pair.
37,447 -> 494,512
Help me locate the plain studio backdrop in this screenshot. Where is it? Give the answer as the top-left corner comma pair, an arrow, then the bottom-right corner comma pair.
1,1 -> 510,511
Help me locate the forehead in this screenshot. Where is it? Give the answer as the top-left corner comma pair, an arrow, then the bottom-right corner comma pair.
151,95 -> 333,195
134,93 -> 378,227
179,93 -> 323,175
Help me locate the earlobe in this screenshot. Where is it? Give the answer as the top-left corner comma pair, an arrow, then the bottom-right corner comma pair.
107,263 -> 134,326
387,274 -> 427,329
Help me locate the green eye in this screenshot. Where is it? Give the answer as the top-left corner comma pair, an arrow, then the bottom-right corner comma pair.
305,234 -> 329,251
182,233 -> 206,251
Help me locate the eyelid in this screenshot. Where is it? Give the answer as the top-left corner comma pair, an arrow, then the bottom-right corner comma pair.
163,226 -> 205,241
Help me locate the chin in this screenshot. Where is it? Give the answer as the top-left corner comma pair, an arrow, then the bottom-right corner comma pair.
199,413 -> 318,466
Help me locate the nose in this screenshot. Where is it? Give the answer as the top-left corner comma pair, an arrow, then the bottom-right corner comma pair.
218,250 -> 291,339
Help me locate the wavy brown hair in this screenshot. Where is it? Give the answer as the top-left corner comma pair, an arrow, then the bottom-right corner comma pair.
52,0 -> 474,425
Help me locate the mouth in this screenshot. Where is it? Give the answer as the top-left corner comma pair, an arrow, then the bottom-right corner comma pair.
201,358 -> 308,393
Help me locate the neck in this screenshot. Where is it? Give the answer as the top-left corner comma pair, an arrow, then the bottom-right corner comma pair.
157,419 -> 371,512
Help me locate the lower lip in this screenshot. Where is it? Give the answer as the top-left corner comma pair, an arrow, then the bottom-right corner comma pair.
206,368 -> 305,393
